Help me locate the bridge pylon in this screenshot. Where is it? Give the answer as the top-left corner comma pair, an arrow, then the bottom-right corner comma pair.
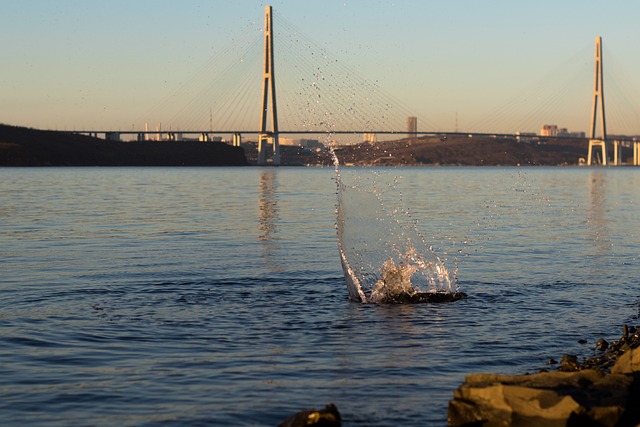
587,36 -> 607,166
258,5 -> 280,166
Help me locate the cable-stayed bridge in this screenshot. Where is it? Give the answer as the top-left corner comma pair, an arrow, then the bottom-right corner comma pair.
75,6 -> 640,166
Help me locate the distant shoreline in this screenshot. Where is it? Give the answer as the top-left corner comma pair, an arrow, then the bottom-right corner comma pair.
2,123 -> 634,167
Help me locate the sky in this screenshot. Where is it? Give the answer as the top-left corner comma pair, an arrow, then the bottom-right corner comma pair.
2,0 -> 640,135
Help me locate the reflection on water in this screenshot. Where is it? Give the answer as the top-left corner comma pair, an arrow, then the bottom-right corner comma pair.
587,170 -> 610,257
258,169 -> 282,272
258,170 -> 278,241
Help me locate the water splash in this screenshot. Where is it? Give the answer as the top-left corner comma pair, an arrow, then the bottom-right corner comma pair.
328,141 -> 463,304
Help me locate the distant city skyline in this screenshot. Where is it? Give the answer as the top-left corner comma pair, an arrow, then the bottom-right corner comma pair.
2,0 -> 640,136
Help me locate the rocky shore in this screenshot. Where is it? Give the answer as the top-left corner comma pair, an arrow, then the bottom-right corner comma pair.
448,325 -> 640,427
277,326 -> 640,427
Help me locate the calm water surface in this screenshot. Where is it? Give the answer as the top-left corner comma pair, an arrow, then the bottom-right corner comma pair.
1,167 -> 639,426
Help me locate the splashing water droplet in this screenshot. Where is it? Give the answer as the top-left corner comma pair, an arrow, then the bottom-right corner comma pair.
332,163 -> 461,303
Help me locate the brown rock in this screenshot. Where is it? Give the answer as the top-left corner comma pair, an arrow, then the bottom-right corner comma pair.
612,346 -> 640,374
559,354 -> 581,372
596,338 -> 609,351
448,370 -> 633,427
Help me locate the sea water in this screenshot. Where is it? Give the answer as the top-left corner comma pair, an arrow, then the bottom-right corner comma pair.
1,166 -> 639,426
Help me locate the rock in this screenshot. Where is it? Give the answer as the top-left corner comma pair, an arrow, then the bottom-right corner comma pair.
449,324 -> 640,427
374,291 -> 467,304
278,403 -> 341,427
402,291 -> 467,304
596,338 -> 609,351
448,370 -> 635,427
559,354 -> 581,372
612,346 -> 640,374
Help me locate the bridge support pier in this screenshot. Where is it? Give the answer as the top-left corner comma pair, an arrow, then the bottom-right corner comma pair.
232,133 -> 242,147
587,139 -> 607,166
258,133 -> 280,165
613,140 -> 621,166
634,142 -> 640,166
105,132 -> 121,142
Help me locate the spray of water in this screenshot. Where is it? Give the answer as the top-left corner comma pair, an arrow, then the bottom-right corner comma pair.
326,138 -> 463,304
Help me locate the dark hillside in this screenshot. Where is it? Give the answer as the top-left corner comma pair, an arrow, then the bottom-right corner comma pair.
333,135 -> 609,166
0,124 -> 249,166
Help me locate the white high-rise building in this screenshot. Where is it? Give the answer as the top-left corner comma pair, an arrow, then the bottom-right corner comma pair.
407,116 -> 417,138
540,124 -> 558,137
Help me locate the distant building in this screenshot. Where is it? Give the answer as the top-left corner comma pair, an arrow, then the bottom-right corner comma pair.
540,124 -> 585,138
558,128 -> 586,138
407,116 -> 417,139
279,137 -> 297,146
540,124 -> 558,137
363,133 -> 377,144
279,137 -> 325,151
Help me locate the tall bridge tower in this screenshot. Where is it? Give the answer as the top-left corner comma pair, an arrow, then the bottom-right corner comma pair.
258,5 -> 280,166
587,36 -> 607,166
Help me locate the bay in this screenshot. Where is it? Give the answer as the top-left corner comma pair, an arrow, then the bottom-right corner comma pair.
1,166 -> 638,426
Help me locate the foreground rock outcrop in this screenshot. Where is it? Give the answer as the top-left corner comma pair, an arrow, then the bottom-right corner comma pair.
449,326 -> 640,427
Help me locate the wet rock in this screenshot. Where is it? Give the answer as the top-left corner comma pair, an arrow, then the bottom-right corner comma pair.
559,354 -> 581,372
278,403 -> 341,427
380,291 -> 467,304
596,338 -> 609,351
581,355 -> 613,372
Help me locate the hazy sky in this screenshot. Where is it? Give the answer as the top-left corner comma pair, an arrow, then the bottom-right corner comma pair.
2,0 -> 640,135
